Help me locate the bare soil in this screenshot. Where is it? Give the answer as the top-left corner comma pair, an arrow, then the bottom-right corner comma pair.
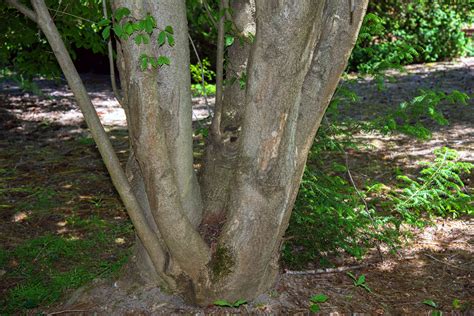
0,58 -> 472,315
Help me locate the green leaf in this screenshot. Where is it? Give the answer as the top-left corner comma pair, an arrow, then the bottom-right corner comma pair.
139,54 -> 149,71
346,272 -> 356,281
124,22 -> 134,36
310,304 -> 321,313
157,56 -> 170,66
360,283 -> 372,293
157,31 -> 166,46
132,22 -> 143,32
144,15 -> 156,33
310,294 -> 328,303
113,25 -> 124,37
134,34 -> 142,45
356,275 -> 366,286
102,26 -> 111,40
114,7 -> 131,21
452,299 -> 461,309
232,299 -> 247,307
213,299 -> 232,307
225,35 -> 234,47
166,33 -> 175,46
134,35 -> 141,45
423,299 -> 438,308
149,57 -> 158,68
97,18 -> 110,27
134,34 -> 149,45
165,25 -> 174,34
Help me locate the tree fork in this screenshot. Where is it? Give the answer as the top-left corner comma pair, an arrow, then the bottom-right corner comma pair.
200,0 -> 255,224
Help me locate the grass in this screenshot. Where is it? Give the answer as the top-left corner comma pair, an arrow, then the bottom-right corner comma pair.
0,131 -> 133,314
0,227 -> 131,313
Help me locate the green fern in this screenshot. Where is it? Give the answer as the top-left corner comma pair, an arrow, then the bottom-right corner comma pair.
393,147 -> 473,224
376,89 -> 470,140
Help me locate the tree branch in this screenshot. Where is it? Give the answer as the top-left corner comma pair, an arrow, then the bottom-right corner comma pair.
210,0 -> 227,140
28,0 -> 174,288
295,0 -> 369,156
202,0 -> 218,30
5,0 -> 37,22
102,0 -> 123,106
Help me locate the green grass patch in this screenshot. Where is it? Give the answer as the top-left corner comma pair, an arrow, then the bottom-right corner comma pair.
0,221 -> 132,314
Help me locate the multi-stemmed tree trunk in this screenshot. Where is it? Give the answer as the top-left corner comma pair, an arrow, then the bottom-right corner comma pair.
8,0 -> 368,305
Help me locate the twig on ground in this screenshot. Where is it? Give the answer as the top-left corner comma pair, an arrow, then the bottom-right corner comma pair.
47,310 -> 89,315
284,263 -> 367,275
423,253 -> 470,271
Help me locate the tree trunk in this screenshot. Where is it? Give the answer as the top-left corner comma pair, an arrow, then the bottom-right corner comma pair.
12,0 -> 368,306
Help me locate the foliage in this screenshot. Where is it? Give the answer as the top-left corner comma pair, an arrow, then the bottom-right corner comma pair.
349,1 -> 474,72
373,89 -> 470,140
349,12 -> 419,75
186,0 -> 218,64
309,294 -> 328,313
0,0 -> 105,82
190,57 -> 216,96
100,7 -> 174,71
347,272 -> 372,293
284,84 -> 472,268
393,147 -> 473,225
283,137 -> 401,268
423,299 -> 443,316
213,299 -> 247,308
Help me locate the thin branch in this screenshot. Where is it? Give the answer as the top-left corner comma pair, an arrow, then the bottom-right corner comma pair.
47,310 -> 89,315
202,0 -> 218,30
47,7 -> 96,23
5,0 -> 38,23
188,33 -> 211,120
210,0 -> 227,140
344,151 -> 384,262
424,253 -> 470,271
285,263 -> 367,275
102,0 -> 123,106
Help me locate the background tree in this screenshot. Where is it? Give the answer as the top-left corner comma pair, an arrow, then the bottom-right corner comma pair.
6,0 -> 368,305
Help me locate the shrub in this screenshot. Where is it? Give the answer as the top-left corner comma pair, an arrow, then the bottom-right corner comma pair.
349,0 -> 474,72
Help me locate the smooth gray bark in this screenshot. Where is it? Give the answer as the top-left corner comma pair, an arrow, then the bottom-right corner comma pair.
111,1 -> 209,283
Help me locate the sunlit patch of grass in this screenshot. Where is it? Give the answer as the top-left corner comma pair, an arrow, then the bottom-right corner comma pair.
66,214 -> 108,229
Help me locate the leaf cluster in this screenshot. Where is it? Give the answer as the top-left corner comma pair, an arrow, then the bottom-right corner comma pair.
373,89 -> 470,140
393,147 -> 473,225
0,0 -> 105,83
349,1 -> 473,73
213,299 -> 247,308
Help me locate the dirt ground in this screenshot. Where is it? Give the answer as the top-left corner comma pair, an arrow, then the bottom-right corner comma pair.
0,58 -> 472,314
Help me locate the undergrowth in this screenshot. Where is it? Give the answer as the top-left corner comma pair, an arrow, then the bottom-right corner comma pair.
283,82 -> 472,269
